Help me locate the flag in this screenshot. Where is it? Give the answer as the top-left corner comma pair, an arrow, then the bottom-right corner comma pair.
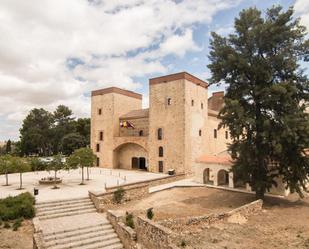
120,121 -> 135,129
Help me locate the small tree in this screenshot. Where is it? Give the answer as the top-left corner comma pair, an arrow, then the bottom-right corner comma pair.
47,154 -> 64,189
12,157 -> 31,190
5,140 -> 12,154
67,148 -> 96,185
0,155 -> 13,186
113,188 -> 125,204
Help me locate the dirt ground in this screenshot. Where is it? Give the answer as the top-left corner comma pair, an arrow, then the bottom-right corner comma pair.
118,187 -> 256,220
0,220 -> 33,249
117,187 -> 309,249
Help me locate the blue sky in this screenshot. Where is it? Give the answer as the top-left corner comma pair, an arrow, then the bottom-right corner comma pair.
0,0 -> 307,141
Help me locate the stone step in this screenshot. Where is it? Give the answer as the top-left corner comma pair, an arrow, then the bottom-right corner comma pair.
37,202 -> 94,213
76,242 -> 123,249
38,209 -> 96,220
36,198 -> 91,209
49,235 -> 120,249
43,222 -> 110,237
37,206 -> 96,218
45,229 -> 115,247
37,204 -> 95,216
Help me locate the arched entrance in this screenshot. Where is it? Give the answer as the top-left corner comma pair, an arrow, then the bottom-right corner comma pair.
203,168 -> 213,184
114,143 -> 148,171
218,169 -> 229,186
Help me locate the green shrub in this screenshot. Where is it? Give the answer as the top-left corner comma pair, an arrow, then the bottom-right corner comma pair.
125,212 -> 135,229
146,208 -> 154,220
0,192 -> 35,221
180,239 -> 187,248
113,188 -> 125,204
4,222 -> 10,229
13,218 -> 23,231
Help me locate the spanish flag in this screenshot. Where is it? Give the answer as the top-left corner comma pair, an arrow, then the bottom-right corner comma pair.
120,121 -> 135,129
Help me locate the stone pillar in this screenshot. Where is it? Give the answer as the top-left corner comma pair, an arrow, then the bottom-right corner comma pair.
213,171 -> 218,186
228,172 -> 234,188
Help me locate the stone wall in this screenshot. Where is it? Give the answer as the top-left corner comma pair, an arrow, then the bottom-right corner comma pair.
89,174 -> 186,212
135,216 -> 181,249
107,210 -> 137,249
32,218 -> 45,249
160,199 -> 263,233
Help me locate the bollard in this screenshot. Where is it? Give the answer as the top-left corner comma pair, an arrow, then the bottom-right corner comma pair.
124,176 -> 126,182
104,183 -> 107,189
118,172 -> 120,177
117,180 -> 119,186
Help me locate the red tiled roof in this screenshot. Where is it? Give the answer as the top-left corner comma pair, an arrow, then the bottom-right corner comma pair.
196,154 -> 233,165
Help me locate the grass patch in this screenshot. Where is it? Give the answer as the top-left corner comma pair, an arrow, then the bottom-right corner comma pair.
0,192 -> 35,221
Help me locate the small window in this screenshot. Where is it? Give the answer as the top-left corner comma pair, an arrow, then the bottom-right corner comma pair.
98,109 -> 102,115
96,157 -> 100,167
159,146 -> 164,157
201,103 -> 204,109
199,129 -> 202,136
96,143 -> 100,152
158,161 -> 164,173
157,128 -> 163,140
167,98 -> 172,105
139,130 -> 144,136
191,100 -> 194,106
225,131 -> 229,139
214,129 -> 217,139
99,131 -> 104,141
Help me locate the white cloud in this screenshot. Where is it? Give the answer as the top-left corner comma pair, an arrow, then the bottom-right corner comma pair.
295,0 -> 309,29
0,0 -> 242,140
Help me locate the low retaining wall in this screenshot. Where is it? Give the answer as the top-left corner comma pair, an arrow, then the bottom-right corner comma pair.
160,199 -> 263,232
89,174 -> 186,212
32,218 -> 45,249
107,210 -> 137,249
135,216 -> 180,249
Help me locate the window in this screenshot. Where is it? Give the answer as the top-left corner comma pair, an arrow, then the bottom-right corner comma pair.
167,98 -> 172,105
98,108 -> 102,115
99,131 -> 104,141
214,129 -> 217,139
225,131 -> 229,139
96,143 -> 100,152
191,99 -> 194,106
159,146 -> 164,157
201,102 -> 204,109
96,157 -> 100,167
139,130 -> 144,136
158,161 -> 164,173
199,129 -> 202,136
157,128 -> 163,140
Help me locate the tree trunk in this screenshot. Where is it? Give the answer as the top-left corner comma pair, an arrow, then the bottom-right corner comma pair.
5,172 -> 8,186
19,173 -> 22,190
86,167 -> 89,181
255,187 -> 265,199
54,170 -> 58,189
81,166 -> 84,185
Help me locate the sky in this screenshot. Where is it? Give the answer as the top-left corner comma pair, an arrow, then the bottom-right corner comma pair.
0,0 -> 308,141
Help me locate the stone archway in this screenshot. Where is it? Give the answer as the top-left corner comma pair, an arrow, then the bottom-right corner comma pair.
203,168 -> 213,184
217,169 -> 229,186
114,143 -> 148,170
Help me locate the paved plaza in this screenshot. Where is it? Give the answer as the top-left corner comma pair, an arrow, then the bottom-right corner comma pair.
0,168 -> 165,202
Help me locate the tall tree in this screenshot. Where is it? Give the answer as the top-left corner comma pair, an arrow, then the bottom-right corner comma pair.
5,140 -> 11,154
208,6 -> 309,199
20,108 -> 53,156
61,133 -> 87,156
66,148 -> 96,185
74,118 -> 91,147
52,105 -> 75,154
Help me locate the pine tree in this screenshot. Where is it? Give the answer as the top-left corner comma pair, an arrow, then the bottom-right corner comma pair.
208,6 -> 309,199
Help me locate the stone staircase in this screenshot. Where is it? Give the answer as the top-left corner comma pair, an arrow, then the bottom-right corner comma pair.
36,197 -> 97,220
35,197 -> 123,249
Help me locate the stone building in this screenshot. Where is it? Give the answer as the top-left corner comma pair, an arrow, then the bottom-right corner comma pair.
91,72 -> 231,178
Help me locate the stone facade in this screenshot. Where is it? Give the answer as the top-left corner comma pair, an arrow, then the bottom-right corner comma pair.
91,72 -> 230,175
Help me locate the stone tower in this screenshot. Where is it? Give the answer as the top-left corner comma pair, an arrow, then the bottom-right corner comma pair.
91,87 -> 142,168
148,72 -> 208,175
